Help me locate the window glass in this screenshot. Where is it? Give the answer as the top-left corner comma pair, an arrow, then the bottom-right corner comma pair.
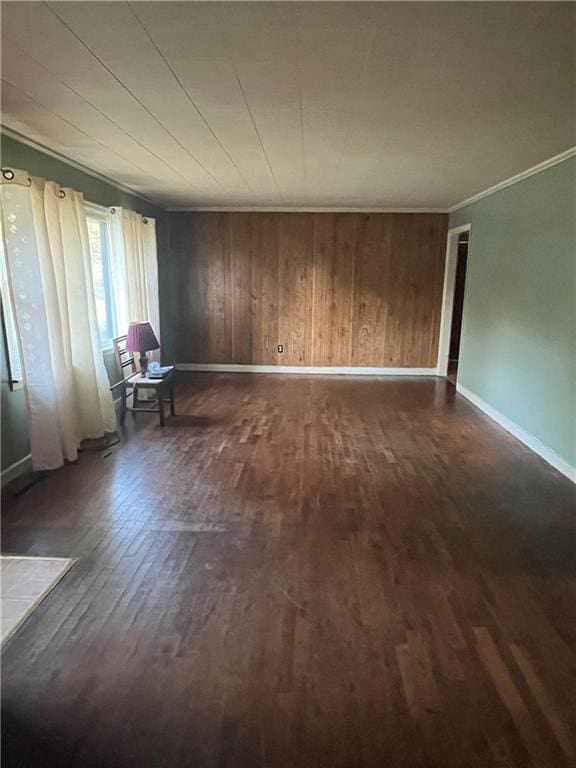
86,211 -> 115,347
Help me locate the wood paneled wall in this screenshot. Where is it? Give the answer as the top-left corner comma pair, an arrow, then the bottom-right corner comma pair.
170,212 -> 448,368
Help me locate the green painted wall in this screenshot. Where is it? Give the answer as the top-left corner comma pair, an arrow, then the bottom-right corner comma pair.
1,345 -> 30,471
1,134 -> 162,218
0,134 -> 166,472
450,156 -> 576,468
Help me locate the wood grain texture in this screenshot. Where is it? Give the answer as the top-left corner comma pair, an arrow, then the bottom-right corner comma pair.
171,212 -> 448,367
311,213 -> 356,366
2,373 -> 576,768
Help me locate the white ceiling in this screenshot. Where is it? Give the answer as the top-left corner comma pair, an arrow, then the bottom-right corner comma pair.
1,2 -> 574,210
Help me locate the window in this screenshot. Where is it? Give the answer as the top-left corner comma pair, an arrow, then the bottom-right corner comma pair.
86,207 -> 115,348
0,218 -> 23,387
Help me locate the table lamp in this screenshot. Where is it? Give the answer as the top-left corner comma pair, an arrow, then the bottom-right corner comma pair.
126,321 -> 160,377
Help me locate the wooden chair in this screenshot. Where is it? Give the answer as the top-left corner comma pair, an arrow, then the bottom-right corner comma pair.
112,335 -> 176,427
113,333 -> 137,381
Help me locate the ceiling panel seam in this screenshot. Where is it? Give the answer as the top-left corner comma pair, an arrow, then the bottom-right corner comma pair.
46,1 -> 224,194
128,1 -> 255,196
233,65 -> 282,203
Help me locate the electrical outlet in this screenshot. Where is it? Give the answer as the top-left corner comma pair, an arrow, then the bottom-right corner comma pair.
277,344 -> 283,353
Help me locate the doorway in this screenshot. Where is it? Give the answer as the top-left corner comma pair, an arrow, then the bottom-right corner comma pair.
447,233 -> 468,384
437,224 -> 471,381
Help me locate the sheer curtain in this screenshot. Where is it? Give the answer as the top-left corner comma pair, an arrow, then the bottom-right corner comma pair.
0,173 -> 116,470
110,207 -> 160,352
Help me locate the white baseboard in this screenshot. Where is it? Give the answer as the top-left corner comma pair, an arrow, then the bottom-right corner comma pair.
1,453 -> 32,487
456,384 -> 576,484
177,363 -> 438,376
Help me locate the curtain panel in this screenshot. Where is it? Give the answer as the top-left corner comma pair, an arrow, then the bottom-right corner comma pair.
0,173 -> 116,470
110,208 -> 160,344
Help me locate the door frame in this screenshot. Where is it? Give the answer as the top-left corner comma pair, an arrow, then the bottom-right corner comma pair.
436,223 -> 471,377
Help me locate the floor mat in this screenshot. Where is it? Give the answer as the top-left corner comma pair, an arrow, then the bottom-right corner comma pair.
1,556 -> 75,645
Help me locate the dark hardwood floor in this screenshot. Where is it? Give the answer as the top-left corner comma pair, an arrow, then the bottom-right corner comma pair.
2,373 -> 575,768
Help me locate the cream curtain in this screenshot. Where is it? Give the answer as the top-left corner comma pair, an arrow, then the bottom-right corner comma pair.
110,207 -> 160,346
0,174 -> 116,470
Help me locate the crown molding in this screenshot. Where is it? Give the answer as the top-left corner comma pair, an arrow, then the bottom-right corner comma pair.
168,206 -> 448,213
0,131 -> 446,214
449,147 -> 576,213
5,126 -> 572,217
0,126 -> 164,210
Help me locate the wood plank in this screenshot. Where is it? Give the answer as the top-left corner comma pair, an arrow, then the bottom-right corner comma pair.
474,627 -> 560,768
3,374 -> 576,767
250,213 -> 280,365
278,214 -> 313,366
229,213 -> 253,364
510,644 -> 576,760
2,374 -> 576,767
170,212 -> 448,368
351,214 -> 386,366
311,213 -> 356,366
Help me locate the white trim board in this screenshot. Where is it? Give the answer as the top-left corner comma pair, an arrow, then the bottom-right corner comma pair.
436,224 -> 471,377
177,363 -> 437,376
1,453 -> 32,487
168,206 -> 447,213
449,147 -> 576,212
5,128 -> 573,217
456,384 -> 576,484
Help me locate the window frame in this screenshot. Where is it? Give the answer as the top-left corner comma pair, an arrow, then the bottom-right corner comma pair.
85,203 -> 116,352
0,218 -> 23,390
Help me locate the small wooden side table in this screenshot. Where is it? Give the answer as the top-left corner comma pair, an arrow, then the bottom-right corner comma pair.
121,367 -> 176,427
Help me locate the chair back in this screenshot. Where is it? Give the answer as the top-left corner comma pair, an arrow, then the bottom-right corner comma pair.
113,335 -> 137,382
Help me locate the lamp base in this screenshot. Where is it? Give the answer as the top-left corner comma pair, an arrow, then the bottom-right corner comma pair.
139,352 -> 149,377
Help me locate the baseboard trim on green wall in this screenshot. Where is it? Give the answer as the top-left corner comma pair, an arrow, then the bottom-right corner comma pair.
1,454 -> 32,488
177,363 -> 438,376
456,383 -> 575,484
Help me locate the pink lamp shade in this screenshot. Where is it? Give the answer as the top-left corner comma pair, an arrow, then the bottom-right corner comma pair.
125,321 -> 160,353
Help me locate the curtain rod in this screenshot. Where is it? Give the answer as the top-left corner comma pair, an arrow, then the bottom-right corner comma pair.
1,169 -> 154,212
1,167 -> 67,197
1,167 -> 31,187
109,207 -> 149,223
